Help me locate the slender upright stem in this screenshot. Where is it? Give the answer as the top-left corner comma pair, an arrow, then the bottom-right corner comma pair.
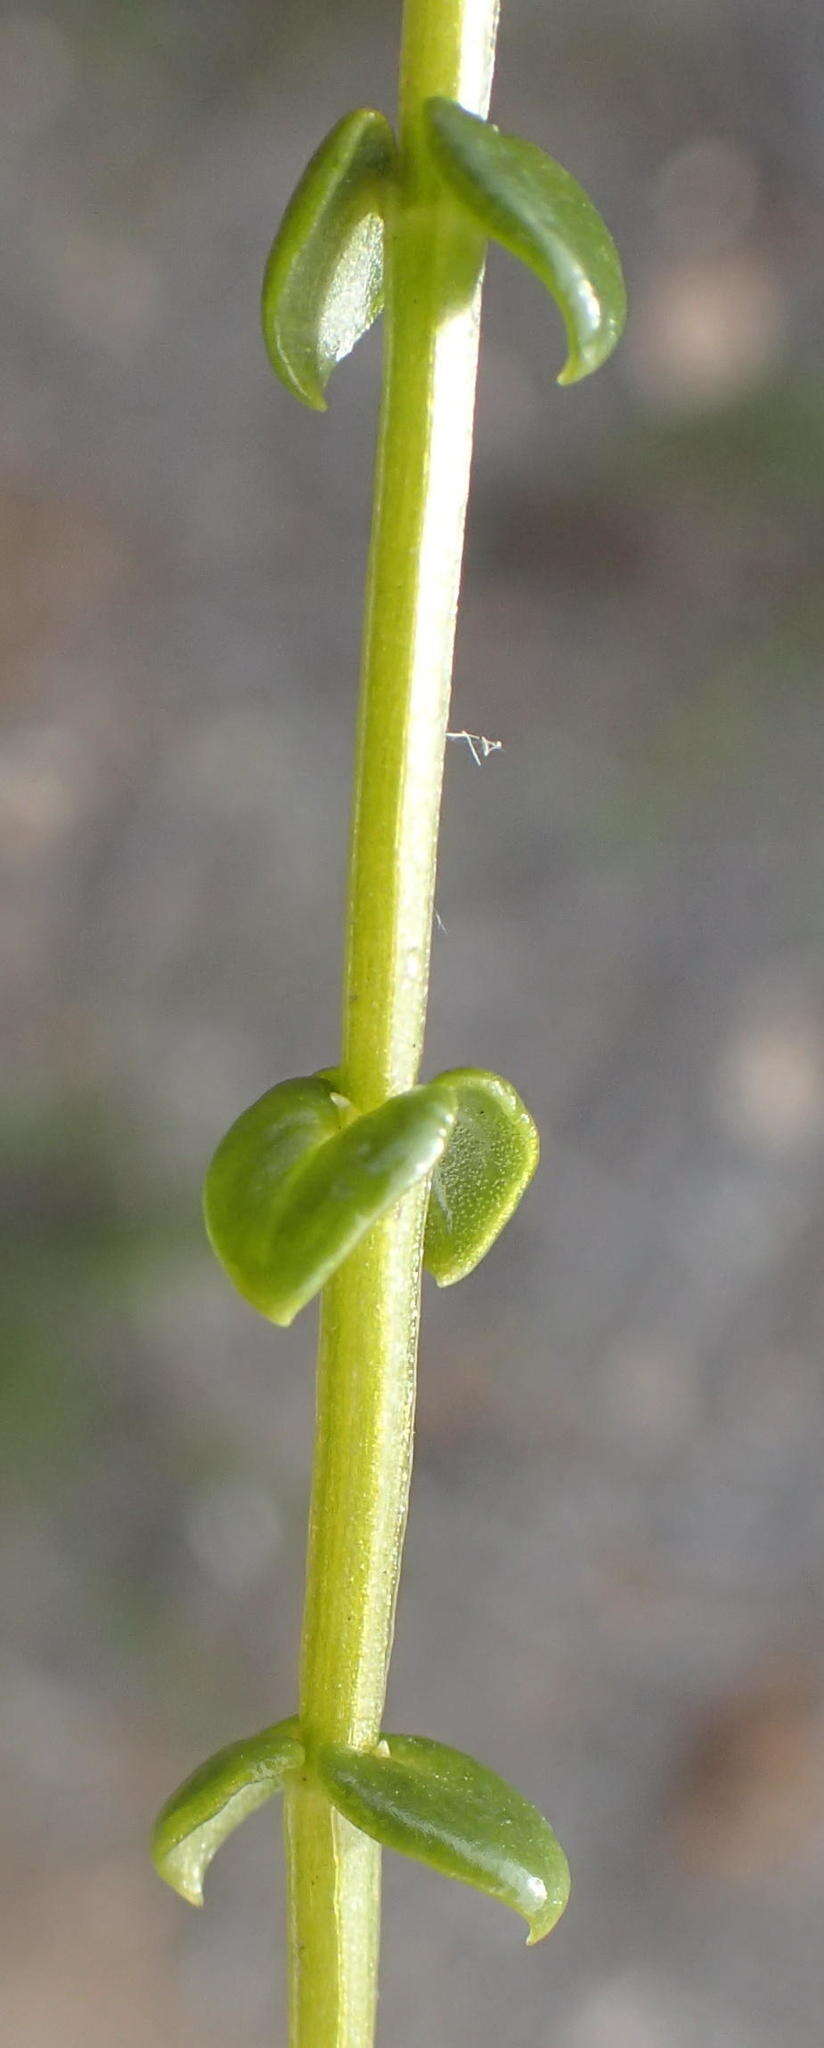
284,4 -> 500,2043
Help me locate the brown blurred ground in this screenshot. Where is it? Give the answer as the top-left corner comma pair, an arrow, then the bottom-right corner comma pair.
4,2 -> 824,2043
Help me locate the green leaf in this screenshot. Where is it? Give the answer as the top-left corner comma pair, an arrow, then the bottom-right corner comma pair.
152,1718 -> 303,1906
424,1068 -> 539,1286
315,1733 -> 570,1944
262,108 -> 396,410
423,97 -> 626,384
204,1076 -> 457,1326
203,1075 -> 346,1322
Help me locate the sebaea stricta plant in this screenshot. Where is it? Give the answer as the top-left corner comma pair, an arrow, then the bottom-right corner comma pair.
152,3 -> 626,2043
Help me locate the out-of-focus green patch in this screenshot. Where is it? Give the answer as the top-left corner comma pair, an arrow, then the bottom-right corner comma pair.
0,1092 -> 199,1483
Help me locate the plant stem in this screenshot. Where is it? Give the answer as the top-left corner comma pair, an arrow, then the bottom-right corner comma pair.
284,3 -> 500,2043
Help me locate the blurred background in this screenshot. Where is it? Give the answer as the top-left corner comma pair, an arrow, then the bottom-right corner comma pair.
4,0 -> 824,2042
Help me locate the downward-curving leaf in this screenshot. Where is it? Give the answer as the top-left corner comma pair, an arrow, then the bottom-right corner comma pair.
152,1718 -> 304,1906
315,1733 -> 570,1944
204,1077 -> 457,1326
262,108 -> 396,410
424,1068 -> 539,1286
423,97 -> 626,384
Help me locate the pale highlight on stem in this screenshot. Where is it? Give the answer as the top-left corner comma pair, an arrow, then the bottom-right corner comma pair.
285,1 -> 501,2044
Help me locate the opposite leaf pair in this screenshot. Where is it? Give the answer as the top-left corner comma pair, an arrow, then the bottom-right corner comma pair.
262,96 -> 626,410
153,1719 -> 570,1946
204,1067 -> 538,1326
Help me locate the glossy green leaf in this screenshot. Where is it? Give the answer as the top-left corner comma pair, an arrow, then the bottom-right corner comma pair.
424,1068 -> 539,1286
261,109 -> 396,410
204,1076 -> 457,1326
204,1075 -> 346,1321
315,1733 -> 570,1944
423,97 -> 626,384
152,1718 -> 303,1906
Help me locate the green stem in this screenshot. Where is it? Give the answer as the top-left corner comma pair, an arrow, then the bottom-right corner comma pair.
284,3 -> 500,2044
